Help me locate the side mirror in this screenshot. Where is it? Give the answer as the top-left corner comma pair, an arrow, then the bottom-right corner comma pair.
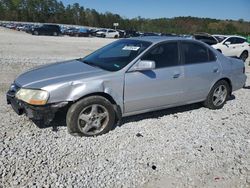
130,60 -> 156,72
224,41 -> 231,46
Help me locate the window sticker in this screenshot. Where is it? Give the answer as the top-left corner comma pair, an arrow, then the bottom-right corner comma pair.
122,46 -> 140,51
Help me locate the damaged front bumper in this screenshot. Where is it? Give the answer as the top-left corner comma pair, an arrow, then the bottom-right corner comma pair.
6,89 -> 68,124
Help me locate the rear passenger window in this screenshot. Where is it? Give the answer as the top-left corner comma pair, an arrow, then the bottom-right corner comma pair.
182,42 -> 210,64
235,37 -> 246,44
208,50 -> 216,61
142,42 -> 179,68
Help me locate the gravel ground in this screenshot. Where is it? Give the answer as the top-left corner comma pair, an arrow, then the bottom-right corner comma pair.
0,27 -> 250,188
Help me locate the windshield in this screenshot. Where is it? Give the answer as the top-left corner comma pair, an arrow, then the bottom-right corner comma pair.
81,39 -> 152,71
213,35 -> 227,43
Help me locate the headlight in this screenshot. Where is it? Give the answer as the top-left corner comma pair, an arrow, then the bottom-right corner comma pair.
15,88 -> 49,105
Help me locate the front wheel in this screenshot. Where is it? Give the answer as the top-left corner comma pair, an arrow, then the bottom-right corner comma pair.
34,31 -> 39,35
66,96 -> 116,136
204,80 -> 229,109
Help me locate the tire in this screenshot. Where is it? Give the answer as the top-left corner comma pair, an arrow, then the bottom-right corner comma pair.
204,80 -> 229,109
34,31 -> 39,35
66,96 -> 116,137
53,32 -> 58,36
239,51 -> 248,62
114,35 -> 118,38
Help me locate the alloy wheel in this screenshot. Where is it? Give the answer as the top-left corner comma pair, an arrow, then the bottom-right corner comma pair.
77,104 -> 109,136
212,85 -> 227,106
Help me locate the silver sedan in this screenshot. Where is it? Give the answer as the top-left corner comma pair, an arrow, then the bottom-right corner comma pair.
7,37 -> 247,136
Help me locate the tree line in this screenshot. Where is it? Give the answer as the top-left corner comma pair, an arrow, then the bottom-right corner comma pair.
1,0 -> 250,35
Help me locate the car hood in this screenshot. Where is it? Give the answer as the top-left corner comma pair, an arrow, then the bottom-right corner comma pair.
15,59 -> 107,88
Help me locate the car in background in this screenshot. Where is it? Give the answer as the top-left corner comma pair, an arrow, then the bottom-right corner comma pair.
193,33 -> 218,45
140,32 -> 161,37
31,24 -> 61,36
96,29 -> 119,38
6,37 -> 246,137
66,27 -> 92,37
124,30 -> 140,38
212,35 -> 249,62
194,33 -> 250,62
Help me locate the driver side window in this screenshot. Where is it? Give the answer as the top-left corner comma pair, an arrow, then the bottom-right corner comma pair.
225,37 -> 236,45
141,42 -> 179,68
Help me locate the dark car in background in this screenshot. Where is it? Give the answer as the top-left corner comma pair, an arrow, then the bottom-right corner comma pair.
65,28 -> 92,37
194,33 -> 218,45
32,24 -> 61,36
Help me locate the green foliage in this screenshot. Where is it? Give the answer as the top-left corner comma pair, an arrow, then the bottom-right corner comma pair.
0,0 -> 250,35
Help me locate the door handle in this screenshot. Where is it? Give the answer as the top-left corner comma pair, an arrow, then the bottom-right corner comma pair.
173,73 -> 180,78
213,68 -> 219,73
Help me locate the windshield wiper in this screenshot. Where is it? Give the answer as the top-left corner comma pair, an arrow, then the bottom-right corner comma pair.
79,59 -> 103,69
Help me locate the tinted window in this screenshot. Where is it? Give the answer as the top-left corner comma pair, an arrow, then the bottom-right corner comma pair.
142,42 -> 179,68
235,37 -> 246,44
225,37 -> 237,44
208,49 -> 216,61
182,42 -> 209,64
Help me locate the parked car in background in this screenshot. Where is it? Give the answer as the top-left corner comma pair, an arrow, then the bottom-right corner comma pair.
140,32 -> 161,37
7,37 -> 246,137
212,35 -> 249,62
96,29 -> 119,38
194,33 -> 250,62
194,33 -> 218,45
124,30 -> 140,38
31,24 -> 61,36
66,27 -> 92,37
117,30 -> 125,38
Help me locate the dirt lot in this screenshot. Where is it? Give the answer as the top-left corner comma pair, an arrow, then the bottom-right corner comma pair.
0,27 -> 250,188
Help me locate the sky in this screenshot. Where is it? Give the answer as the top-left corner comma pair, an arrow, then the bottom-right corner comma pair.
62,0 -> 250,21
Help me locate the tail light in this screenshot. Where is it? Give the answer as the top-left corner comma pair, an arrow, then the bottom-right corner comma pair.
243,66 -> 245,74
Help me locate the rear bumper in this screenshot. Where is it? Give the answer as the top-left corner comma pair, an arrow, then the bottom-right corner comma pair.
6,91 -> 68,124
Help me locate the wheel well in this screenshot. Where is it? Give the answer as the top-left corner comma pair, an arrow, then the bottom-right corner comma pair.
217,49 -> 222,53
72,92 -> 122,124
76,92 -> 117,105
217,78 -> 232,95
241,50 -> 249,55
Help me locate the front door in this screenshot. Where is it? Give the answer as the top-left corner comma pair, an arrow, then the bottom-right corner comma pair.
124,42 -> 185,114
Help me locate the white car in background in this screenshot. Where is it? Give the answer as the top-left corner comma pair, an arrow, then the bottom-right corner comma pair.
212,35 -> 250,62
96,29 -> 119,38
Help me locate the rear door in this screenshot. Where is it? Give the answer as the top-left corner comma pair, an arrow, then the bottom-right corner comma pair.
124,41 -> 185,114
180,41 -> 221,102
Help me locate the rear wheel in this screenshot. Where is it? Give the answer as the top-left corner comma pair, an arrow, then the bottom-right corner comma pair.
240,51 -> 248,62
53,32 -> 58,36
204,80 -> 229,109
34,31 -> 39,35
66,96 -> 116,137
114,35 -> 118,38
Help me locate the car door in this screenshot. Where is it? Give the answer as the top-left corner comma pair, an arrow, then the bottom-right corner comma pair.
180,41 -> 221,102
124,42 -> 185,114
107,30 -> 114,38
222,37 -> 238,56
41,25 -> 48,35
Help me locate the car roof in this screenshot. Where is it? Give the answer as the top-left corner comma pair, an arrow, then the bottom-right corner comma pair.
213,34 -> 245,39
128,36 -> 193,44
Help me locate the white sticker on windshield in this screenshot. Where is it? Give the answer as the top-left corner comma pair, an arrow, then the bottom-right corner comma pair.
122,46 -> 140,51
